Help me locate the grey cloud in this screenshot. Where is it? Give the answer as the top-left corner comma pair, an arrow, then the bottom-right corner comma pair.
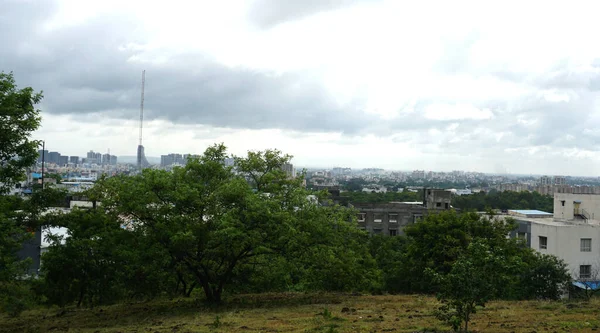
0,0 -> 371,135
4,0 -> 600,166
248,0 -> 375,28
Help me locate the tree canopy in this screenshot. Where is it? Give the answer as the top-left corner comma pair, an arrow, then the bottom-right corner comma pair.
0,71 -> 42,194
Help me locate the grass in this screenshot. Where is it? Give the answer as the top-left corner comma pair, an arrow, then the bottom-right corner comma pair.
1,293 -> 600,332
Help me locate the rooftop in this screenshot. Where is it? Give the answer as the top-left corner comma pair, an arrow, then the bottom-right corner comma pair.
508,209 -> 553,216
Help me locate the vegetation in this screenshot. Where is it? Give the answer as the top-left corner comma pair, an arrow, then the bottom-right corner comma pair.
2,293 -> 600,333
452,190 -> 554,213
343,190 -> 421,204
0,72 -> 43,316
0,71 -> 42,193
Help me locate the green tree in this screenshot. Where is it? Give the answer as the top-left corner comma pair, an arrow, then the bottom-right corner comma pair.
516,251 -> 570,300
0,72 -> 42,194
95,144 -> 374,303
432,240 -> 521,332
397,211 -> 516,293
40,208 -> 129,308
0,72 -> 43,316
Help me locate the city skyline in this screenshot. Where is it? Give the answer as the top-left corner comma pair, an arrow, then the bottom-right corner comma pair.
4,1 -> 600,176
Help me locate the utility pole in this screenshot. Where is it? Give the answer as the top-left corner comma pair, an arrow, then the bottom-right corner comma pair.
41,140 -> 45,189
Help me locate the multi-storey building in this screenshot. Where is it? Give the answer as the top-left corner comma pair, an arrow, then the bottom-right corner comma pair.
503,192 -> 600,284
540,175 -> 552,186
352,189 -> 452,236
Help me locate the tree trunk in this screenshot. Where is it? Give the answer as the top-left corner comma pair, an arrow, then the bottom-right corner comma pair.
185,282 -> 197,297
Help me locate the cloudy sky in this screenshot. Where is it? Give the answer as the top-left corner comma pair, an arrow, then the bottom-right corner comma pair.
3,0 -> 600,176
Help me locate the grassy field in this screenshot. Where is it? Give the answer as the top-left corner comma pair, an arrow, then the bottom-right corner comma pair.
2,293 -> 600,332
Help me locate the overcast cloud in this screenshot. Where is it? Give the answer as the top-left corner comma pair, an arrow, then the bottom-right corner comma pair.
3,0 -> 600,175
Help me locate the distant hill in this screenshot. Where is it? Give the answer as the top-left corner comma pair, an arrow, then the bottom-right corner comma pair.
118,156 -> 161,165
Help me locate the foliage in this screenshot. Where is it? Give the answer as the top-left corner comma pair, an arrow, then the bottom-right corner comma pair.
432,240 -> 521,332
0,72 -> 43,316
367,235 -> 408,293
91,144 -> 377,303
0,71 -> 42,194
343,190 -> 421,204
396,211 -> 516,293
40,208 -> 130,307
452,190 -> 553,213
516,252 -> 570,300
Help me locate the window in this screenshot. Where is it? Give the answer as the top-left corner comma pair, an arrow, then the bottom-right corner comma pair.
389,229 -> 397,236
580,265 -> 592,279
389,214 -> 398,223
539,236 -> 547,249
517,232 -> 527,239
357,213 -> 366,222
445,203 -> 449,209
561,200 -> 565,206
436,202 -> 441,207
373,229 -> 382,234
374,214 -> 383,223
581,238 -> 592,252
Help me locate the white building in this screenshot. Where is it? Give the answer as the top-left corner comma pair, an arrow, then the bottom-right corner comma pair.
502,193 -> 600,283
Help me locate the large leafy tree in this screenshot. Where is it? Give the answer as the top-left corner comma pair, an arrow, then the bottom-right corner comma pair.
0,72 -> 43,315
0,71 -> 42,194
432,240 -> 521,332
397,211 -> 516,293
95,144 -> 374,303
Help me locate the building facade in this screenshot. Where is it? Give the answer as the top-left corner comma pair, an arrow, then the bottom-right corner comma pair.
505,192 -> 600,283
352,189 -> 452,236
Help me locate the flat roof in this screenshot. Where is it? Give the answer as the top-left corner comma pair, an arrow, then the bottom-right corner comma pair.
508,209 -> 553,216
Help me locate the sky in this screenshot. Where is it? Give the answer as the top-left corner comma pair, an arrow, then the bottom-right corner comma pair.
3,0 -> 600,176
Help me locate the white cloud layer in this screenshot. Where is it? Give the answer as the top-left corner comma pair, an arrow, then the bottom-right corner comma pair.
3,0 -> 600,175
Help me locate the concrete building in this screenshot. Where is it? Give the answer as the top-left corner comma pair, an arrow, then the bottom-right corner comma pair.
48,151 -> 60,164
282,163 -> 296,178
161,153 -> 185,167
504,192 -> 600,283
553,193 -> 600,221
554,176 -> 567,186
353,202 -> 427,236
540,175 -> 552,186
423,188 -> 452,210
69,156 -> 79,165
58,155 -> 68,166
353,189 -> 452,236
37,150 -> 48,163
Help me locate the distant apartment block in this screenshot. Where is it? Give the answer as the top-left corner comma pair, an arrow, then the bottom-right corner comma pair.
353,189 -> 452,236
411,170 -> 425,179
282,163 -> 296,178
160,153 -> 186,167
540,175 -> 552,186
554,176 -> 567,186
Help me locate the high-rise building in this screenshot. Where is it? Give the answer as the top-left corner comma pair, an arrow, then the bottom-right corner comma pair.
554,176 -> 566,186
102,153 -> 111,165
37,150 -> 48,163
540,175 -> 552,186
160,153 -> 186,167
48,152 -> 60,164
69,156 -> 79,165
282,163 -> 296,178
110,155 -> 117,165
58,155 -> 69,166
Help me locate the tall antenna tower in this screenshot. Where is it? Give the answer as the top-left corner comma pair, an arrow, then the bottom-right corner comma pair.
139,70 -> 145,146
136,70 -> 150,169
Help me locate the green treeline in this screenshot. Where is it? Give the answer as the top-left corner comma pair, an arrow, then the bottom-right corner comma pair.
451,191 -> 554,213
343,190 -> 421,203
